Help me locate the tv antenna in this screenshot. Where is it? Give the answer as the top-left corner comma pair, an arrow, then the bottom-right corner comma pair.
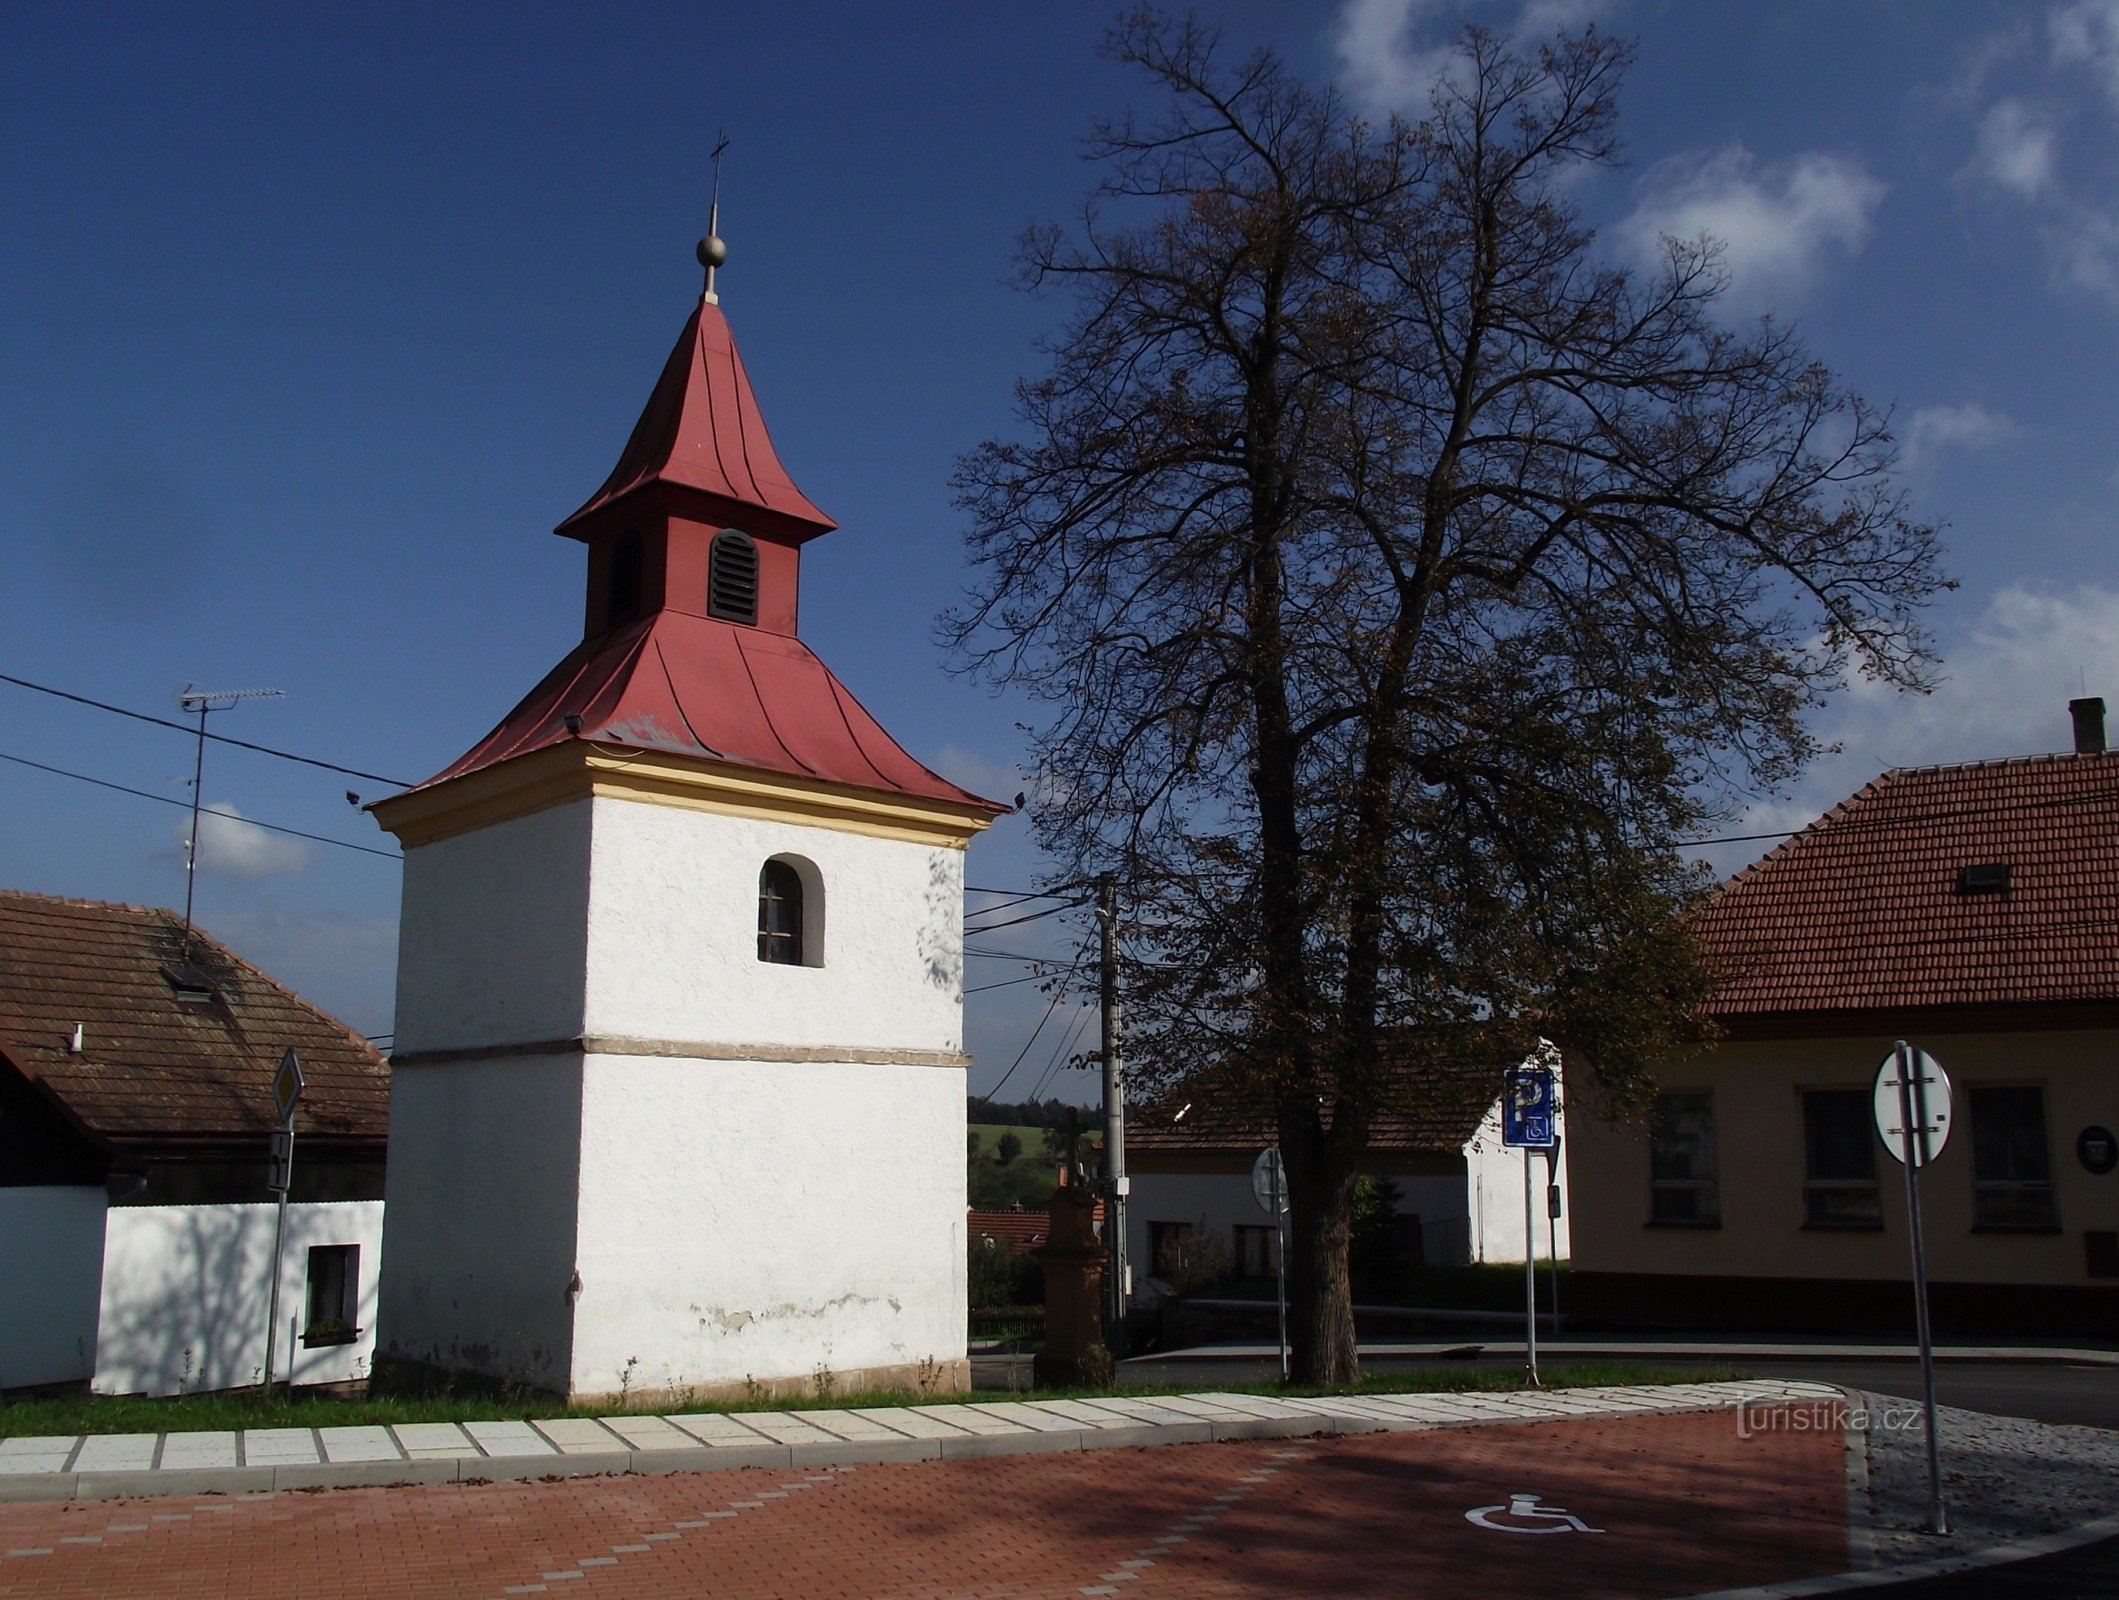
175,683 -> 284,951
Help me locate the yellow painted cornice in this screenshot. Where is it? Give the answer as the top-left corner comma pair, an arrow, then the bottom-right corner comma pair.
371,742 -> 998,850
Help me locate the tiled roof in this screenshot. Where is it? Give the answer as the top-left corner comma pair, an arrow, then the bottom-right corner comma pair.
0,891 -> 389,1152
1127,1053 -> 1505,1155
968,1203 -> 1105,1256
1697,750 -> 2119,1016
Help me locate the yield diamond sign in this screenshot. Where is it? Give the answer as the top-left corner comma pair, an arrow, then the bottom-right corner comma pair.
272,1046 -> 305,1128
1874,1046 -> 1951,1167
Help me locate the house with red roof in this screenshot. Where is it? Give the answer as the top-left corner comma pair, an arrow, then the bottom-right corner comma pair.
1567,699 -> 2119,1337
0,890 -> 389,1393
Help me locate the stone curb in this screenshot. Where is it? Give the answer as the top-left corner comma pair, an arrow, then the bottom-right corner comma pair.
0,1380 -> 1839,1505
1679,1509 -> 2119,1599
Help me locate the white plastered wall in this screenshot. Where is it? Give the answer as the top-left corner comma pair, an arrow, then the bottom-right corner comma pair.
376,1052 -> 583,1390
581,797 -> 966,1054
390,801 -> 593,1056
1462,1088 -> 1571,1266
0,1187 -> 106,1388
94,1201 -> 383,1396
568,1054 -> 966,1396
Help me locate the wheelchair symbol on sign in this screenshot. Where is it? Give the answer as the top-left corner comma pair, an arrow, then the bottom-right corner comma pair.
1465,1492 -> 1604,1534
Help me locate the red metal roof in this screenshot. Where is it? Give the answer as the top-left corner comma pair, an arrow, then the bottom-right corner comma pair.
418,608 -> 1001,809
555,296 -> 835,544
1697,750 -> 2119,1017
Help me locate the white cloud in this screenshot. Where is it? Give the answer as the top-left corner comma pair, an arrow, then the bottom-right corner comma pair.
1704,582 -> 2119,877
2048,203 -> 2119,301
1967,98 -> 2059,198
1618,147 -> 1885,309
1331,0 -> 1620,116
2051,0 -> 2119,108
177,802 -> 311,879
1899,402 -> 2023,470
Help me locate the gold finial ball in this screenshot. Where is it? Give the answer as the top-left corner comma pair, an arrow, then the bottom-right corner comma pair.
696,234 -> 728,270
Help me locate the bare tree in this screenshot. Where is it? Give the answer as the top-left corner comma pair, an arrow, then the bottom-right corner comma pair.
946,14 -> 1945,1384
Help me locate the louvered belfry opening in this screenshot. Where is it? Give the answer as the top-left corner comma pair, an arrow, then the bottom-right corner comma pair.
605,529 -> 643,628
708,529 -> 760,624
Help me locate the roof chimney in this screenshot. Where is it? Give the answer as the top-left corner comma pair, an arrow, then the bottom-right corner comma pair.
2070,696 -> 2106,755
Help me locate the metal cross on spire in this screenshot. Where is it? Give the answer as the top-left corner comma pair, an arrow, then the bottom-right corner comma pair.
697,131 -> 730,303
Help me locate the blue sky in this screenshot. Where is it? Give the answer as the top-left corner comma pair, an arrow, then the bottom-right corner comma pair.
4,1 -> 2117,1094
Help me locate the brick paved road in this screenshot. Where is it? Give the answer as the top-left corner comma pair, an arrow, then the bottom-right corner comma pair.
0,1405 -> 1847,1599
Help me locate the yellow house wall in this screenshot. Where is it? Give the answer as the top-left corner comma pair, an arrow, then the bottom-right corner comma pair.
1569,1028 -> 2119,1289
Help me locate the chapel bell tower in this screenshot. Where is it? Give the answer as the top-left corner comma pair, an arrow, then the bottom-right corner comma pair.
371,222 -> 1002,1402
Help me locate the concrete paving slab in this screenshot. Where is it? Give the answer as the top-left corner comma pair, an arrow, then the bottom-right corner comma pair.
317,1426 -> 402,1464
69,1437 -> 154,1472
939,1427 -> 1086,1460
848,1407 -> 973,1439
156,1433 -> 237,1469
960,1402 -> 1080,1433
598,1417 -> 697,1452
907,1405 -> 1023,1437
390,1423 -> 481,1459
797,1409 -> 916,1442
464,1421 -> 556,1458
239,1429 -> 319,1465
1022,1399 -> 1145,1430
665,1413 -> 778,1447
531,1418 -> 630,1455
0,1439 -> 75,1476
732,1412 -> 841,1445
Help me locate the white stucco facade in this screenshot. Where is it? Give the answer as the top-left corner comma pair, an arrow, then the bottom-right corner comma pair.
1461,1094 -> 1572,1266
381,790 -> 973,1400
0,1187 -> 106,1389
93,1200 -> 384,1397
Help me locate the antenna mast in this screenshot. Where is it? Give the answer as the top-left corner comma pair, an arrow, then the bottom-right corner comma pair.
176,683 -> 284,953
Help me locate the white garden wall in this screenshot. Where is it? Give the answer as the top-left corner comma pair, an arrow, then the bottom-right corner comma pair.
0,1187 -> 106,1389
94,1201 -> 384,1397
1462,1093 -> 1572,1266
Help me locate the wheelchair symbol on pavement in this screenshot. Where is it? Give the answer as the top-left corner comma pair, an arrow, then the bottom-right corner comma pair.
1464,1492 -> 1604,1534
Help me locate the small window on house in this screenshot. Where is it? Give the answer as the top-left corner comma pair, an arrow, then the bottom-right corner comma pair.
606,529 -> 643,628
1234,1224 -> 1280,1280
708,529 -> 759,624
1956,863 -> 2012,894
757,859 -> 804,965
159,963 -> 215,1004
302,1243 -> 359,1346
1970,1086 -> 2058,1230
1148,1221 -> 1198,1278
1802,1090 -> 1881,1228
1649,1091 -> 1721,1225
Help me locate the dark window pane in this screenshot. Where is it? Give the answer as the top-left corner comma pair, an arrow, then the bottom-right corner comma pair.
606,530 -> 643,627
1970,1086 -> 2057,1229
1650,1091 -> 1720,1225
758,859 -> 803,965
1802,1089 -> 1880,1227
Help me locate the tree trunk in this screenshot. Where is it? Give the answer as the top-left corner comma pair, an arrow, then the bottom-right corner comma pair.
1280,1116 -> 1360,1386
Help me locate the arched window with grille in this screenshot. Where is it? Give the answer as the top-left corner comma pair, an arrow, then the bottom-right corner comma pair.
708,529 -> 760,624
757,858 -> 804,965
605,529 -> 643,628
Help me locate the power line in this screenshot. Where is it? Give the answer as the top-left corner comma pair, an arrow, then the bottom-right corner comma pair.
966,883 -> 1085,901
965,898 -> 1091,937
0,749 -> 403,861
982,958 -> 1083,1101
0,671 -> 414,789
1028,1005 -> 1095,1103
965,969 -> 1064,996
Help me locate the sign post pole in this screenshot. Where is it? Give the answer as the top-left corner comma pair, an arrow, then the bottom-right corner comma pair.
1522,1146 -> 1537,1387
1877,1040 -> 1951,1536
1501,1061 -> 1557,1390
1251,1148 -> 1290,1382
261,1047 -> 304,1395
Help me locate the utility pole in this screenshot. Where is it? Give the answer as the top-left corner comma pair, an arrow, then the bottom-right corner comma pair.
1097,872 -> 1129,1361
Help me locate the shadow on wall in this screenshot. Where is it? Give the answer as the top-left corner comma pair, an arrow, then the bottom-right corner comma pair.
94,1202 -> 383,1397
0,1187 -> 105,1388
920,850 -> 963,993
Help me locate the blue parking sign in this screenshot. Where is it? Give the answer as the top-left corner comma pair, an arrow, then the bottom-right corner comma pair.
1502,1066 -> 1556,1148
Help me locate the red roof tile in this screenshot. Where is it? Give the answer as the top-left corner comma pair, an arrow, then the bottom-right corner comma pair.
1127,1054 -> 1506,1156
0,891 -> 389,1153
1697,750 -> 2119,1016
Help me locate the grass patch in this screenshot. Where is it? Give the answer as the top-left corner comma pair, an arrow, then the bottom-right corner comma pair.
0,1361 -> 1732,1439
